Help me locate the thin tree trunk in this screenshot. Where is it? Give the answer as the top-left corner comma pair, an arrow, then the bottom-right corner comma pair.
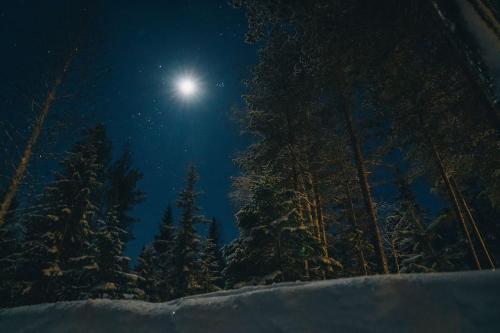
311,177 -> 331,276
346,182 -> 368,276
0,48 -> 77,227
429,143 -> 482,270
451,177 -> 496,270
308,173 -> 327,252
341,91 -> 389,274
298,175 -> 315,227
390,238 -> 400,274
315,190 -> 329,259
291,164 -> 311,279
282,104 -> 318,277
415,110 -> 482,270
276,231 -> 285,281
304,259 -> 310,280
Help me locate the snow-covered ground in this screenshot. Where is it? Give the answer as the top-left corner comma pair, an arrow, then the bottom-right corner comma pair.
1,270 -> 499,333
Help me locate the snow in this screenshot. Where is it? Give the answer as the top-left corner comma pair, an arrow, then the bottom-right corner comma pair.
454,0 -> 500,99
1,270 -> 499,332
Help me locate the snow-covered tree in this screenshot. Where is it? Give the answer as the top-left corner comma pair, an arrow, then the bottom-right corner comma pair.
106,147 -> 145,242
152,205 -> 176,301
86,144 -> 145,300
92,209 -> 143,299
15,125 -> 111,304
225,173 -> 326,287
199,218 -> 224,292
135,245 -> 157,301
0,196 -> 20,308
171,165 -> 204,297
383,173 -> 464,273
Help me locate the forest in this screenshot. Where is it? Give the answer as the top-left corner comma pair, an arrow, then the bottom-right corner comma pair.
1,0 -> 499,309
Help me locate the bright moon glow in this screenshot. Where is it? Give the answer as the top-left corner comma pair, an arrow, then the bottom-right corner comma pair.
177,77 -> 198,97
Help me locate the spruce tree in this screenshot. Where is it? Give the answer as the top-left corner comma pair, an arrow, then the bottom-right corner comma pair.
383,171 -> 459,273
106,148 -> 145,242
172,165 -> 204,297
208,218 -> 224,279
17,125 -> 111,304
225,173 -> 325,287
91,147 -> 144,300
0,196 -> 19,307
153,205 -> 176,301
93,209 -> 142,299
199,218 -> 223,292
135,245 -> 158,301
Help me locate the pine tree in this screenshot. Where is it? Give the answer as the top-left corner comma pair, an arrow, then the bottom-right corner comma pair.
106,148 -> 145,242
92,209 -> 142,299
87,146 -> 145,300
208,218 -> 224,280
333,180 -> 376,277
0,196 -> 20,308
153,205 -> 176,301
172,165 -> 204,297
225,172 -> 325,287
199,218 -> 223,292
135,245 -> 157,302
17,125 -> 111,304
234,0 -> 499,276
383,171 -> 460,273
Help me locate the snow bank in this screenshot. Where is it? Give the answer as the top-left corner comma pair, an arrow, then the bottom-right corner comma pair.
455,0 -> 500,98
1,270 -> 499,333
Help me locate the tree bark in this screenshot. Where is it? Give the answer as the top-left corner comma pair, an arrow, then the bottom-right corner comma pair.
346,182 -> 369,275
0,48 -> 78,227
341,91 -> 389,274
315,190 -> 329,259
291,161 -> 311,278
309,173 -> 328,255
311,178 -> 331,276
429,143 -> 482,270
451,177 -> 495,270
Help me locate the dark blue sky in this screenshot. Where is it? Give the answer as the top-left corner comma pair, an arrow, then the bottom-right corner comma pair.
0,0 -> 256,259
97,1 -> 256,257
0,0 -> 447,262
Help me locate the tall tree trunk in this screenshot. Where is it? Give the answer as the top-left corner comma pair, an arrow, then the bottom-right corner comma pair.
0,48 -> 78,227
429,143 -> 482,270
416,110 -> 482,270
291,162 -> 311,278
341,91 -> 389,274
299,176 -> 326,279
310,176 -> 331,276
308,173 -> 328,252
451,177 -> 496,269
346,182 -> 369,276
315,189 -> 329,259
298,175 -> 315,227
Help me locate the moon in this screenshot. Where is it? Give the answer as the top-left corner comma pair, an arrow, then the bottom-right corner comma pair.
176,76 -> 198,97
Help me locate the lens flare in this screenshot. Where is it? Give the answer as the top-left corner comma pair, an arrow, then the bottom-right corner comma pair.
177,76 -> 198,97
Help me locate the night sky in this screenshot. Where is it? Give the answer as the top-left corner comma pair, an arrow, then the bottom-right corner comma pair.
98,1 -> 256,257
1,1 -> 257,258
0,1 -> 448,262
